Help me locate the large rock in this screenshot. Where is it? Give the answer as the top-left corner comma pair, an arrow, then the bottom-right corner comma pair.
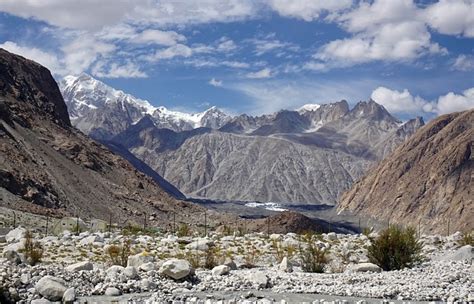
279,257 -> 293,272
5,227 -> 26,243
104,287 -> 121,296
65,261 -> 93,272
159,259 -> 193,280
185,239 -> 213,251
127,252 -> 154,268
123,266 -> 139,279
35,276 -> 67,301
78,234 -> 103,246
212,265 -> 230,276
438,245 -> 473,262
346,262 -> 382,273
247,272 -> 270,289
63,287 -> 76,303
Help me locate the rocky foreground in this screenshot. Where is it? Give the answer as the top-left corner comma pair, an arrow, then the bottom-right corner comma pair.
0,227 -> 472,303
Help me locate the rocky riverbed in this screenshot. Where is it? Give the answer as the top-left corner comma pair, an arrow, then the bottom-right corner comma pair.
0,227 -> 472,303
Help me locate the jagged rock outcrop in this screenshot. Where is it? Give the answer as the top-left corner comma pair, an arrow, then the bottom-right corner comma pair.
338,110 -> 473,233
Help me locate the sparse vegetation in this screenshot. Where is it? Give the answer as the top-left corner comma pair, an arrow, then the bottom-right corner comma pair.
299,233 -> 329,273
242,244 -> 261,268
106,238 -> 132,266
459,231 -> 473,246
368,226 -> 423,271
177,223 -> 191,237
22,230 -> 44,266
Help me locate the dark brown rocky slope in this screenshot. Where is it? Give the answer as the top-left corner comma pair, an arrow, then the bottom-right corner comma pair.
338,110 -> 473,234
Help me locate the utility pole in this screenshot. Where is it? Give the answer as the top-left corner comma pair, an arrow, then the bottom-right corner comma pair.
108,214 -> 112,233
143,212 -> 147,231
45,215 -> 49,237
12,211 -> 16,228
204,210 -> 207,237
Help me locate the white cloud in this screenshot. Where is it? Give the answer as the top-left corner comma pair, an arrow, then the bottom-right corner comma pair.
92,61 -> 147,78
268,0 -> 352,21
423,0 -> 474,37
61,36 -> 116,75
315,1 -> 447,66
184,59 -> 250,69
0,0 -> 136,30
452,54 -> 474,71
246,68 -> 273,79
437,88 -> 474,114
132,29 -> 186,46
216,38 -> 237,52
371,86 -> 474,116
208,78 -> 223,87
148,44 -> 193,61
0,41 -> 64,74
371,87 -> 433,115
248,36 -> 300,56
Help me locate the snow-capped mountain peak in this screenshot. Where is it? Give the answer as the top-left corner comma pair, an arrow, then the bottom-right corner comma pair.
296,103 -> 321,113
59,74 -> 230,139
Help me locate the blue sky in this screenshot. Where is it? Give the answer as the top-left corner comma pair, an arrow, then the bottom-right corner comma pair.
0,0 -> 473,119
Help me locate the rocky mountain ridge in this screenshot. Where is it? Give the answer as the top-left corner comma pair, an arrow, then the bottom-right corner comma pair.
59,74 -> 231,139
338,109 -> 473,233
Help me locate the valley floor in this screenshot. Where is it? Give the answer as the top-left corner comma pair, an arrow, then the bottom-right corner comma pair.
0,222 -> 472,303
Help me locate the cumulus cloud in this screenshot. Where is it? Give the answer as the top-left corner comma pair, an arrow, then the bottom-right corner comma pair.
371,87 -> 433,115
437,88 -> 474,114
267,0 -> 352,21
208,78 -> 223,87
0,41 -> 64,74
314,0 -> 446,67
371,86 -> 474,116
246,68 -> 273,79
452,54 -> 474,71
423,0 -> 474,37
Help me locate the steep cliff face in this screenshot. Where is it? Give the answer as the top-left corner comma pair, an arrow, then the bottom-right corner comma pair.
338,110 -> 473,233
0,49 -> 70,128
0,48 -> 228,228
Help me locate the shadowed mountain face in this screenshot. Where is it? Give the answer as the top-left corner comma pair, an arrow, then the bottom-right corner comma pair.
0,48 -> 232,229
60,74 -> 423,206
338,110 -> 473,234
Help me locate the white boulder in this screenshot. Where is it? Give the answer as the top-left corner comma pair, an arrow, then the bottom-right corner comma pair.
346,262 -> 382,273
127,252 -> 154,268
212,265 -> 230,276
65,261 -> 93,272
35,276 -> 67,301
159,259 -> 193,280
5,227 -> 26,243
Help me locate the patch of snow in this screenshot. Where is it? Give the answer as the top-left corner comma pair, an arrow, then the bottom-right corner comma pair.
296,104 -> 320,113
304,120 -> 324,133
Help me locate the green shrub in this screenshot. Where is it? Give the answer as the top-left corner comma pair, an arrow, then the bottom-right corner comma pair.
299,240 -> 329,273
459,231 -> 473,246
22,230 -> 44,266
177,223 -> 191,237
368,226 -> 423,271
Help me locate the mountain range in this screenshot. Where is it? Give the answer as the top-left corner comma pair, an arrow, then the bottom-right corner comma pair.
60,74 -> 424,205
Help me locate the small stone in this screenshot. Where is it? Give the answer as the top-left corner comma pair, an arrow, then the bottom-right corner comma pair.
127,252 -> 154,268
123,266 -> 139,279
